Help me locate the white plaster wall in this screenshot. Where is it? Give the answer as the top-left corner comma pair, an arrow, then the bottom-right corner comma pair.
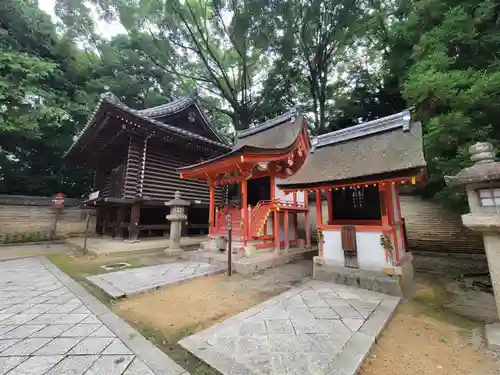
322,229 -> 392,270
356,231 -> 392,269
275,179 -> 305,203
322,230 -> 344,265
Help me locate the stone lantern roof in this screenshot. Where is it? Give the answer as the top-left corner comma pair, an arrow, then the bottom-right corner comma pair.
445,142 -> 500,187
164,191 -> 190,207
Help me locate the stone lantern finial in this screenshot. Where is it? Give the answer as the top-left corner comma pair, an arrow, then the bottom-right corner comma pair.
470,142 -> 495,164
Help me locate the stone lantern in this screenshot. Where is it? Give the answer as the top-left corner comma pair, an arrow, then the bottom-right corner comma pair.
164,191 -> 190,256
445,142 -> 500,351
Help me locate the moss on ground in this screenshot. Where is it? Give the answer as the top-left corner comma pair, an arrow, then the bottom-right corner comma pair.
403,284 -> 479,329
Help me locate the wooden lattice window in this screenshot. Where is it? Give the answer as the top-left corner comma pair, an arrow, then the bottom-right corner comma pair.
331,186 -> 382,222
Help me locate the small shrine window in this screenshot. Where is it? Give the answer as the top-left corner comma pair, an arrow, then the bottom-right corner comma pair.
330,185 -> 381,222
478,188 -> 500,207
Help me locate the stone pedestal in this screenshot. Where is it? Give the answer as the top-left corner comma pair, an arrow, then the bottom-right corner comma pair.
164,191 -> 189,256
445,142 -> 500,351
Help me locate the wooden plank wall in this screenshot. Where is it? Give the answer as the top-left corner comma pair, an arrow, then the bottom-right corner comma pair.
399,195 -> 484,254
122,135 -> 143,199
142,141 -> 225,204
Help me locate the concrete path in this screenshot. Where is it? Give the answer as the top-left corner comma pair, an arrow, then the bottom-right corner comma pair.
0,257 -> 187,375
180,280 -> 399,375
87,262 -> 223,299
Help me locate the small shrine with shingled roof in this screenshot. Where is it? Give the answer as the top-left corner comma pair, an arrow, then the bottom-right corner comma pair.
279,109 -> 427,295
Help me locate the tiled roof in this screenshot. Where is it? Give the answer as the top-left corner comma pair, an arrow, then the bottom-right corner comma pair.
64,92 -> 229,158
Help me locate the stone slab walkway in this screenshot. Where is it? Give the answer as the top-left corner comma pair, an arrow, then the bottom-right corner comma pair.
180,280 -> 399,375
0,257 -> 188,375
87,261 -> 223,299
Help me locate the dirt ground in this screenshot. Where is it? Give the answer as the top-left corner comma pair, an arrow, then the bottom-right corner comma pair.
359,283 -> 500,375
113,260 -> 312,374
359,304 -> 499,375
114,260 -> 312,333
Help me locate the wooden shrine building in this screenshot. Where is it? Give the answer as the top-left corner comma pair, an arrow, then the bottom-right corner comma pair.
178,111 -> 311,252
64,92 -> 229,240
278,109 -> 427,276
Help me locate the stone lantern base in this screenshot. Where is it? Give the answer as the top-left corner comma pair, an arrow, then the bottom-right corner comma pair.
486,323 -> 500,351
445,142 -> 500,352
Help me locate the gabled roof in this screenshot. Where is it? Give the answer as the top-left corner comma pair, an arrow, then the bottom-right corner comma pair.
138,95 -> 226,144
234,111 -> 304,150
278,110 -> 427,188
178,111 -> 309,174
64,92 -> 229,158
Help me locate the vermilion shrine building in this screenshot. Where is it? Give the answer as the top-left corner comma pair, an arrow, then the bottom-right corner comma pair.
178,111 -> 311,252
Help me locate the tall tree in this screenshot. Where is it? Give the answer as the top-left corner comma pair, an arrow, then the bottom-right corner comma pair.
80,0 -> 272,130
400,0 -> 500,207
257,0 -> 365,133
0,0 -> 95,196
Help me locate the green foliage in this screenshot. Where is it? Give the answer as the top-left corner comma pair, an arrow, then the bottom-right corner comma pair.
0,0 -> 498,210
0,231 -> 52,244
400,0 -> 500,207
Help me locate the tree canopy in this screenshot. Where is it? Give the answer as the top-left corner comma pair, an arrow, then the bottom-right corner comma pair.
0,0 -> 498,208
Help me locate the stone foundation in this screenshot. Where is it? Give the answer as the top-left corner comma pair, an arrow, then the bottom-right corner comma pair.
184,246 -> 317,275
313,255 -> 414,297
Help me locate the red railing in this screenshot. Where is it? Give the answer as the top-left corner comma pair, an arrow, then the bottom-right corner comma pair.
213,198 -> 307,239
249,200 -> 276,238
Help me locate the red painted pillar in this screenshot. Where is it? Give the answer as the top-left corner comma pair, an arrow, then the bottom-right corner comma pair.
270,171 -> 275,201
327,190 -> 333,224
293,212 -> 299,243
242,178 -> 248,245
304,192 -> 311,248
378,184 -> 389,227
315,191 -> 322,227
274,209 -> 280,251
284,210 -> 289,251
209,183 -> 215,235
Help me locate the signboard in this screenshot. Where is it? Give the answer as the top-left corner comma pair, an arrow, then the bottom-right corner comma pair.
88,191 -> 100,201
52,193 -> 65,209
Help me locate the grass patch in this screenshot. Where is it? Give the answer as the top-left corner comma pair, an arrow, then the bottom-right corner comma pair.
129,320 -> 221,375
45,251 -> 172,306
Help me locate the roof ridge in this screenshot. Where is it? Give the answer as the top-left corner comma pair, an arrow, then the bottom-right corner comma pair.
138,96 -> 195,118
236,110 -> 298,139
64,91 -> 229,158
312,109 -> 412,150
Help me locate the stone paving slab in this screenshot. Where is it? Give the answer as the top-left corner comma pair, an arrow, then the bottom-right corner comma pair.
87,261 -> 223,299
180,280 -> 399,375
0,257 -> 188,375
